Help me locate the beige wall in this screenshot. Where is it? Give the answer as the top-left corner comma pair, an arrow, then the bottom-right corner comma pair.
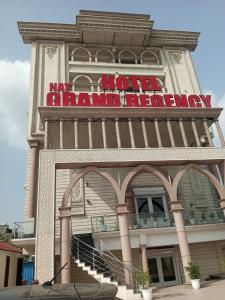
190,241 -> 225,279
0,250 -> 22,288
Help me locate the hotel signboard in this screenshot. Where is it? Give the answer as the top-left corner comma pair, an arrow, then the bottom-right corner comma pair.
47,75 -> 212,108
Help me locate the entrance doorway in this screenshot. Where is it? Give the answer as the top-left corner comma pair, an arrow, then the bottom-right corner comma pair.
148,254 -> 181,287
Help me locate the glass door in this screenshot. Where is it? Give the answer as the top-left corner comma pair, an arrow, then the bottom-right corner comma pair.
148,255 -> 181,287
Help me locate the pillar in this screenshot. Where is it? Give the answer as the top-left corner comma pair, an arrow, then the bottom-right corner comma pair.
203,118 -> 213,146
117,204 -> 133,287
27,142 -> 39,218
167,119 -> 175,147
102,118 -> 107,148
74,119 -> 78,149
59,207 -> 71,284
128,118 -> 135,148
154,119 -> 162,147
171,201 -> 191,284
44,119 -> 49,149
215,119 -> 225,146
191,118 -> 201,147
141,118 -> 149,148
179,118 -> 188,147
115,118 -> 121,148
88,118 -> 93,149
60,119 -> 64,149
141,245 -> 149,273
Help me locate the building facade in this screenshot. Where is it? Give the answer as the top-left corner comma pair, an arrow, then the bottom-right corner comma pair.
14,10 -> 225,295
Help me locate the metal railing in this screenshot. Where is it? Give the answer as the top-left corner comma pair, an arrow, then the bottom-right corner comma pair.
183,208 -> 225,226
13,220 -> 35,239
129,212 -> 175,229
71,235 -> 142,291
91,212 -> 175,233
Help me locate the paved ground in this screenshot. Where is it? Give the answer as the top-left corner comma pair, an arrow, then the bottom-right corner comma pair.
152,279 -> 225,299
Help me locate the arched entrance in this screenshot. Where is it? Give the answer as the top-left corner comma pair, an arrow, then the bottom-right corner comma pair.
59,166 -> 122,283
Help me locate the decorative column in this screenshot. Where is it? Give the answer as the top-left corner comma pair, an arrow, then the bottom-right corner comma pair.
167,118 -> 175,147
115,118 -> 121,148
74,119 -> 78,149
171,200 -> 191,284
191,118 -> 201,147
179,118 -> 188,147
141,118 -> 149,148
44,119 -> 49,149
154,119 -> 162,147
203,118 -> 213,146
27,141 -> 39,218
117,204 -> 133,287
215,119 -> 225,146
60,119 -> 64,149
59,207 -> 71,284
88,118 -> 93,149
128,118 -> 135,148
102,118 -> 107,148
141,245 -> 149,273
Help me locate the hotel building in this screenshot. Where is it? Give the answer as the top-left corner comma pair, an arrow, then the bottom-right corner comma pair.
13,10 -> 225,299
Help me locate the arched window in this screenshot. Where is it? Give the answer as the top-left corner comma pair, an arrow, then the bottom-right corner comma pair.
140,50 -> 160,65
95,48 -> 115,63
118,49 -> 137,64
71,47 -> 91,62
72,75 -> 93,92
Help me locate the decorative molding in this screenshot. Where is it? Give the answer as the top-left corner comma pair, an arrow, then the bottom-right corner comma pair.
46,46 -> 57,59
171,52 -> 182,64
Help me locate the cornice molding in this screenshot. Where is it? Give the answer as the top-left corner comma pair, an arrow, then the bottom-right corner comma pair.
38,107 -> 222,122
18,11 -> 200,49
17,21 -> 80,43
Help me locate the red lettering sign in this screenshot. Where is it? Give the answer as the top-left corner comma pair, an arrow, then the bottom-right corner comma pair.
46,75 -> 212,109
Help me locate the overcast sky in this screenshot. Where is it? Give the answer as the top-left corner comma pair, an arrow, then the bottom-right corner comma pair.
0,0 -> 225,226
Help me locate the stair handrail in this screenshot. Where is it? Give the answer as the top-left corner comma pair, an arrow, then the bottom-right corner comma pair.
72,235 -> 141,273
71,235 -> 142,290
99,239 -> 142,274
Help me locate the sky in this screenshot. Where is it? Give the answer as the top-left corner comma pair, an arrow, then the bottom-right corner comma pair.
0,0 -> 225,226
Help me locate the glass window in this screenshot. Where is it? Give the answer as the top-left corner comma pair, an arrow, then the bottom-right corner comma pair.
136,198 -> 149,217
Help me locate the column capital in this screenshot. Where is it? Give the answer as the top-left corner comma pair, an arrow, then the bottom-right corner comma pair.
170,200 -> 183,212
117,203 -> 129,215
29,141 -> 39,148
59,206 -> 71,218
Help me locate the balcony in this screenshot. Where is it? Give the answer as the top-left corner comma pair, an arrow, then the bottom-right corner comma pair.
91,208 -> 225,233
13,220 -> 35,239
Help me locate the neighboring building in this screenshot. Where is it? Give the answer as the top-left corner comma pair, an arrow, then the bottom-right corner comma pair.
0,224 -> 13,241
13,10 -> 225,297
0,241 -> 22,287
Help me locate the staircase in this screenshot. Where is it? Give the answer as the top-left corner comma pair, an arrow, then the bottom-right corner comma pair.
71,235 -> 143,300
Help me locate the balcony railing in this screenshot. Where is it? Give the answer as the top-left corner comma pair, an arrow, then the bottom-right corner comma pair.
13,220 -> 35,239
91,212 -> 175,233
183,208 -> 225,226
92,209 -> 225,233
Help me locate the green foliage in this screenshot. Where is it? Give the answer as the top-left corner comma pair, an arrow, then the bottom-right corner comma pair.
137,271 -> 152,289
185,262 -> 201,279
